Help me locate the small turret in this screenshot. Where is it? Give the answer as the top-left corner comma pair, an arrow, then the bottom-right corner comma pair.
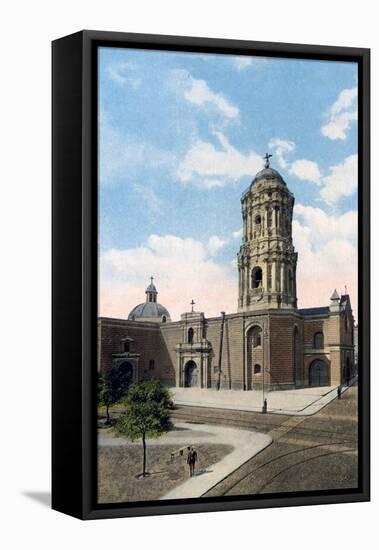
330,289 -> 340,313
145,276 -> 158,303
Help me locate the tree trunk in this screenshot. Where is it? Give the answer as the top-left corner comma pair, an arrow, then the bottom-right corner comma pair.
106,403 -> 110,424
142,433 -> 146,477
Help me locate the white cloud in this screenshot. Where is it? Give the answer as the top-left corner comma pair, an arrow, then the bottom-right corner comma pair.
320,154 -> 358,204
269,138 -> 321,184
293,205 -> 358,314
268,138 -> 295,168
177,131 -> 262,187
106,62 -> 141,89
170,69 -> 239,120
294,204 -> 357,246
269,137 -> 357,205
289,159 -> 322,185
232,228 -> 243,239
99,234 -> 237,320
207,235 -> 228,255
231,56 -> 269,71
321,85 -> 357,140
202,178 -> 225,189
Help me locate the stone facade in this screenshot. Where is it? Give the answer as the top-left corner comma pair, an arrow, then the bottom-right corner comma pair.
238,161 -> 297,312
98,161 -> 355,391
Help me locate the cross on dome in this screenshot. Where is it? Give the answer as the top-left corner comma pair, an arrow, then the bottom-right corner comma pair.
263,152 -> 272,168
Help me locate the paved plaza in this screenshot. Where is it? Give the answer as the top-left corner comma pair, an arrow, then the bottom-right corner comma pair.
172,380 -> 354,415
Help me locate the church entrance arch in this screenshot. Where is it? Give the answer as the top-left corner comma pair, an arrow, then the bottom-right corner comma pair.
118,361 -> 134,389
184,360 -> 199,388
309,359 -> 329,387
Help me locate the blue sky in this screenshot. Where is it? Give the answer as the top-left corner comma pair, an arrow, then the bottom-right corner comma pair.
98,46 -> 358,320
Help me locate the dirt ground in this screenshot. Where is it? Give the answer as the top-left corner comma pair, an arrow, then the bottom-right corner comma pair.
98,442 -> 232,503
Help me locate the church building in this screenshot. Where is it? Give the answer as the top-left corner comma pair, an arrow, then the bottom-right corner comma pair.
98,157 -> 355,391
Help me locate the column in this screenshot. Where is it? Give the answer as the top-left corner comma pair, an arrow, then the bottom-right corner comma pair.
272,260 -> 277,293
238,260 -> 244,306
177,355 -> 182,387
280,263 -> 286,294
264,261 -> 269,291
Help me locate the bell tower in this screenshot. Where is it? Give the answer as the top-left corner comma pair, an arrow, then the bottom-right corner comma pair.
237,154 -> 298,311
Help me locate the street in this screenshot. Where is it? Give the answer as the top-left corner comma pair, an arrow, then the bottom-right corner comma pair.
172,384 -> 358,497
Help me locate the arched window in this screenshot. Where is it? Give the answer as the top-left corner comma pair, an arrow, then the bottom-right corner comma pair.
162,315 -> 167,323
252,266 -> 263,289
251,326 -> 262,348
255,214 -> 261,225
188,327 -> 194,344
123,341 -> 130,353
314,332 -> 324,349
254,364 -> 261,374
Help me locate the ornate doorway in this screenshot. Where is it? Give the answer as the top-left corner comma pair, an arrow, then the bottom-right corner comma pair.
117,361 -> 134,389
184,360 -> 198,387
309,359 -> 329,387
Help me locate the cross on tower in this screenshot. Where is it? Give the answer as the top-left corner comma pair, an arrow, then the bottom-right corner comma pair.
190,299 -> 195,312
264,152 -> 272,168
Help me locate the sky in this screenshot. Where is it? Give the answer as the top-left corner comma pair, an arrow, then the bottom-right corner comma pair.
98,46 -> 358,321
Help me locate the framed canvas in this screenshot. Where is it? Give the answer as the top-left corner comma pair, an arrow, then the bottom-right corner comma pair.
52,30 -> 370,520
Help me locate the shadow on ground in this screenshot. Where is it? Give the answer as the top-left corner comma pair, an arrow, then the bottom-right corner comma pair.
23,491 -> 51,507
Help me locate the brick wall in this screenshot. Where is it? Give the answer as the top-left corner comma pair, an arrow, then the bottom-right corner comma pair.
269,314 -> 299,388
98,318 -> 175,386
98,300 -> 352,391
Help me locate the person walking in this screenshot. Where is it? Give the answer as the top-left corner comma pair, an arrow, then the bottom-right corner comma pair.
187,447 -> 198,477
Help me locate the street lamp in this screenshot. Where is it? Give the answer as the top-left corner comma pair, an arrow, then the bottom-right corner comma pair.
262,326 -> 269,413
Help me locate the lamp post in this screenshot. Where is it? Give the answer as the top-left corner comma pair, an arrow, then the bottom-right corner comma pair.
217,312 -> 226,391
262,325 -> 269,413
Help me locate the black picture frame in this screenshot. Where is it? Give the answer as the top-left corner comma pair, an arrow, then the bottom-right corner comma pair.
52,30 -> 370,520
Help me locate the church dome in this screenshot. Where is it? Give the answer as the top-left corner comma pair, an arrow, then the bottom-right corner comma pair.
128,301 -> 171,321
252,166 -> 286,186
241,154 -> 287,200
128,277 -> 171,323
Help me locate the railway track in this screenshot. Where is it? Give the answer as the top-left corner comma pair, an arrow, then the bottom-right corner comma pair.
203,442 -> 356,497
171,406 -> 357,445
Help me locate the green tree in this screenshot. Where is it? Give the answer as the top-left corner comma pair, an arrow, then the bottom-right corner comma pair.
98,363 -> 134,424
114,380 -> 173,477
97,373 -> 114,424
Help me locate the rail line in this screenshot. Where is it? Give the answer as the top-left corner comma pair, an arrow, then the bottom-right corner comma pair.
203,442 -> 355,497
255,448 -> 356,494
171,409 -> 357,445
